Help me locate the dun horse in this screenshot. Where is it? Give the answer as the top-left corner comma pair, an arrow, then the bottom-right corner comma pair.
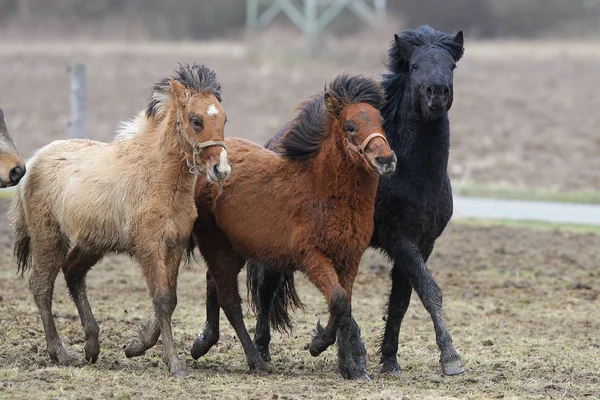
8,64 -> 231,377
0,107 -> 26,187
187,74 -> 396,380
247,26 -> 466,376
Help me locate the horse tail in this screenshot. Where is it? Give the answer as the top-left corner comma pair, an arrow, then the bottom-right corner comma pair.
8,188 -> 32,276
246,260 -> 304,333
183,233 -> 196,268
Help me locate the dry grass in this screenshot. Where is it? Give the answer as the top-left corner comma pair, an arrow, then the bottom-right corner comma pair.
1,217 -> 599,399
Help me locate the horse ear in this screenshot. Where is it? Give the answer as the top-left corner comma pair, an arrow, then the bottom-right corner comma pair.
324,92 -> 341,117
169,78 -> 186,106
453,30 -> 464,48
394,34 -> 413,62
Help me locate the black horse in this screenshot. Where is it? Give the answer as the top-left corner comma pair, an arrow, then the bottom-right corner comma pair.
247,26 -> 465,376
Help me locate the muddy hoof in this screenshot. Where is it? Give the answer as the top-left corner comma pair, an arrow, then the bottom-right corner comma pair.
190,334 -> 218,360
442,359 -> 464,376
84,342 -> 100,364
173,369 -> 190,378
380,359 -> 402,377
124,340 -> 147,358
51,347 -> 78,366
255,342 -> 271,363
355,373 -> 372,382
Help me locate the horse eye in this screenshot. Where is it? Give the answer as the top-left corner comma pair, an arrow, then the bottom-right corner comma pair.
345,125 -> 356,133
411,64 -> 419,71
190,117 -> 203,130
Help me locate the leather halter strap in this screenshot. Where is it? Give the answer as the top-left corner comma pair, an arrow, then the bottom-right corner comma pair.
345,132 -> 388,165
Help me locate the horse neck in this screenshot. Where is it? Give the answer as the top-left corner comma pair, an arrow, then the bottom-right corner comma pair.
146,111 -> 196,194
308,122 -> 378,202
382,73 -> 450,182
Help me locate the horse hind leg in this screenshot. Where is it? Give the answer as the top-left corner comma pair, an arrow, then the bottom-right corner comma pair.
62,247 -> 103,363
29,236 -> 76,365
191,270 -> 220,359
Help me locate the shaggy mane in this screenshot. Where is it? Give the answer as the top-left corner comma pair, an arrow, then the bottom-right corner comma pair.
115,63 -> 222,142
279,74 -> 384,160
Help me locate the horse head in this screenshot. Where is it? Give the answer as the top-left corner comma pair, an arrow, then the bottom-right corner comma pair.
391,26 -> 464,120
0,107 -> 25,187
324,76 -> 396,176
168,66 -> 231,183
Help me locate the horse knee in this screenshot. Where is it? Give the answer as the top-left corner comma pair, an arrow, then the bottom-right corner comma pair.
329,288 -> 349,317
154,292 -> 177,316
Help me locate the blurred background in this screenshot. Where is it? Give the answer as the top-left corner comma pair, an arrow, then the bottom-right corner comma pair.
1,0 -> 600,201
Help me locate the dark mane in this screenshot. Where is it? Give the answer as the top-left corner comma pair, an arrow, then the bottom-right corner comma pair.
145,63 -> 222,119
279,74 -> 384,160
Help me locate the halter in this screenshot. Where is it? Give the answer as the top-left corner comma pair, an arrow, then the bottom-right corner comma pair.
344,132 -> 388,168
177,112 -> 227,193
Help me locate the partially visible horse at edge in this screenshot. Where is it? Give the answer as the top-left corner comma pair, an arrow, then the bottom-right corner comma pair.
8,63 -> 231,377
0,107 -> 26,187
187,74 -> 396,380
247,26 -> 466,377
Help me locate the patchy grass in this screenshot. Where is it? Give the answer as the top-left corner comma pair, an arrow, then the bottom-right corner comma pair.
454,217 -> 600,235
1,224 -> 599,399
455,182 -> 600,205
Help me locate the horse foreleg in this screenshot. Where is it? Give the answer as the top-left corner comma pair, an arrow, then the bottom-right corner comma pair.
131,244 -> 186,377
336,261 -> 369,380
62,247 -> 103,363
379,267 -> 411,376
304,253 -> 366,380
190,270 -> 220,359
396,239 -> 463,376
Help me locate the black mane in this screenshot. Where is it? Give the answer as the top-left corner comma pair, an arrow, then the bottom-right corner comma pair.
146,63 -> 222,119
279,74 -> 384,160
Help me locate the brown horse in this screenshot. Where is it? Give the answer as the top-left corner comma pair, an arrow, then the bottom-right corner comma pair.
0,107 -> 26,187
187,74 -> 396,380
8,64 -> 231,377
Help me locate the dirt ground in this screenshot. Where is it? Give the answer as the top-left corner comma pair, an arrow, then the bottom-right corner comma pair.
0,38 -> 599,192
0,196 -> 599,399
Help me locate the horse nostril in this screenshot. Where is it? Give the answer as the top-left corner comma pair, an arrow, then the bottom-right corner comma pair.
375,156 -> 387,165
442,86 -> 450,97
426,85 -> 434,96
9,165 -> 25,183
213,164 -> 221,176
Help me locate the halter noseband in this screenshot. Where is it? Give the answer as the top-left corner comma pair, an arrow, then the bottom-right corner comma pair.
184,136 -> 227,175
345,132 -> 388,167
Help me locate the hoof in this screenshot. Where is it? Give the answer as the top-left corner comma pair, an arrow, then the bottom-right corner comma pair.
255,342 -> 271,364
249,356 -> 269,375
172,369 -> 190,378
190,334 -> 218,360
355,373 -> 372,382
84,342 -> 100,364
442,358 -> 464,376
307,320 -> 334,357
340,364 -> 369,381
380,362 -> 402,377
124,340 -> 148,358
51,347 -> 79,366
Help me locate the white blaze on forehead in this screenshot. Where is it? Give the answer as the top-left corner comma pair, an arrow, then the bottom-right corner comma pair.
219,148 -> 231,175
207,103 -> 219,116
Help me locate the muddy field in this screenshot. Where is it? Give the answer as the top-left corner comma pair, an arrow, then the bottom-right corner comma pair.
0,195 -> 599,399
0,39 -> 599,191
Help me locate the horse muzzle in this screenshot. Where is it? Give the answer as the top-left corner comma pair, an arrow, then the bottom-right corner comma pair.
372,152 -> 397,176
